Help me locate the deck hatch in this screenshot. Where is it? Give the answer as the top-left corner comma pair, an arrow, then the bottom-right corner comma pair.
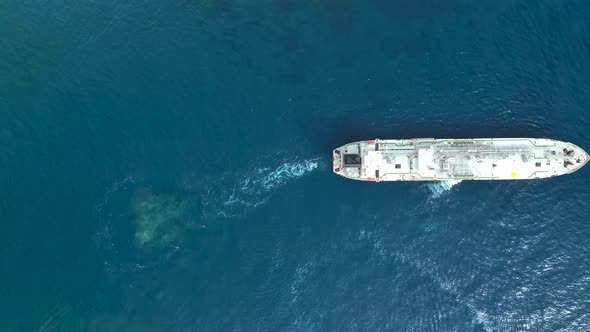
344,154 -> 361,166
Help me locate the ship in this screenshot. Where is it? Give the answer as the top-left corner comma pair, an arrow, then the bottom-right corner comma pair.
332,138 -> 589,181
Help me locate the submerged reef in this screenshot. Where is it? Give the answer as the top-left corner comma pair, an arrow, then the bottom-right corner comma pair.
131,188 -> 196,248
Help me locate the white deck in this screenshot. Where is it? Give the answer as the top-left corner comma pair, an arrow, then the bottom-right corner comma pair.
333,138 -> 589,181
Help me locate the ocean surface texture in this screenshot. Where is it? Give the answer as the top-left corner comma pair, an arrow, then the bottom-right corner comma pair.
2,1 -> 590,331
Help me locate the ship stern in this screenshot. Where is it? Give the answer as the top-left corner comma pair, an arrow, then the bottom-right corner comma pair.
333,141 -> 371,180
332,148 -> 343,175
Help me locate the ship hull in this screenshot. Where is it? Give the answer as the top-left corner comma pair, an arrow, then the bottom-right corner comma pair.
333,138 -> 589,181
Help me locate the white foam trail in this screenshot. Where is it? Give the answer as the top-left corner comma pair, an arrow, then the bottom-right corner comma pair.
203,158 -> 321,218
253,159 -> 320,190
427,180 -> 462,198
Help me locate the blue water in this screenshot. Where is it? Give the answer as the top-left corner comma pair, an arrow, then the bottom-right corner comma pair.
2,1 -> 590,331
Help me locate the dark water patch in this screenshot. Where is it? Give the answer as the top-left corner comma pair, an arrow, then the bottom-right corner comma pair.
2,0 -> 590,330
368,0 -> 461,21
298,110 -> 550,154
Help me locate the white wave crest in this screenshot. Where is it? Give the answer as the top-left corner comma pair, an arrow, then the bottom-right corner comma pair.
427,180 -> 462,198
203,158 -> 320,218
253,159 -> 319,191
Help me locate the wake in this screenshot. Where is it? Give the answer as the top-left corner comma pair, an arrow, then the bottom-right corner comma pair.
202,158 -> 321,218
427,180 -> 462,198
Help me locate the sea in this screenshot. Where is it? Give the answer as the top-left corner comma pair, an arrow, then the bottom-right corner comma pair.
1,1 -> 590,331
